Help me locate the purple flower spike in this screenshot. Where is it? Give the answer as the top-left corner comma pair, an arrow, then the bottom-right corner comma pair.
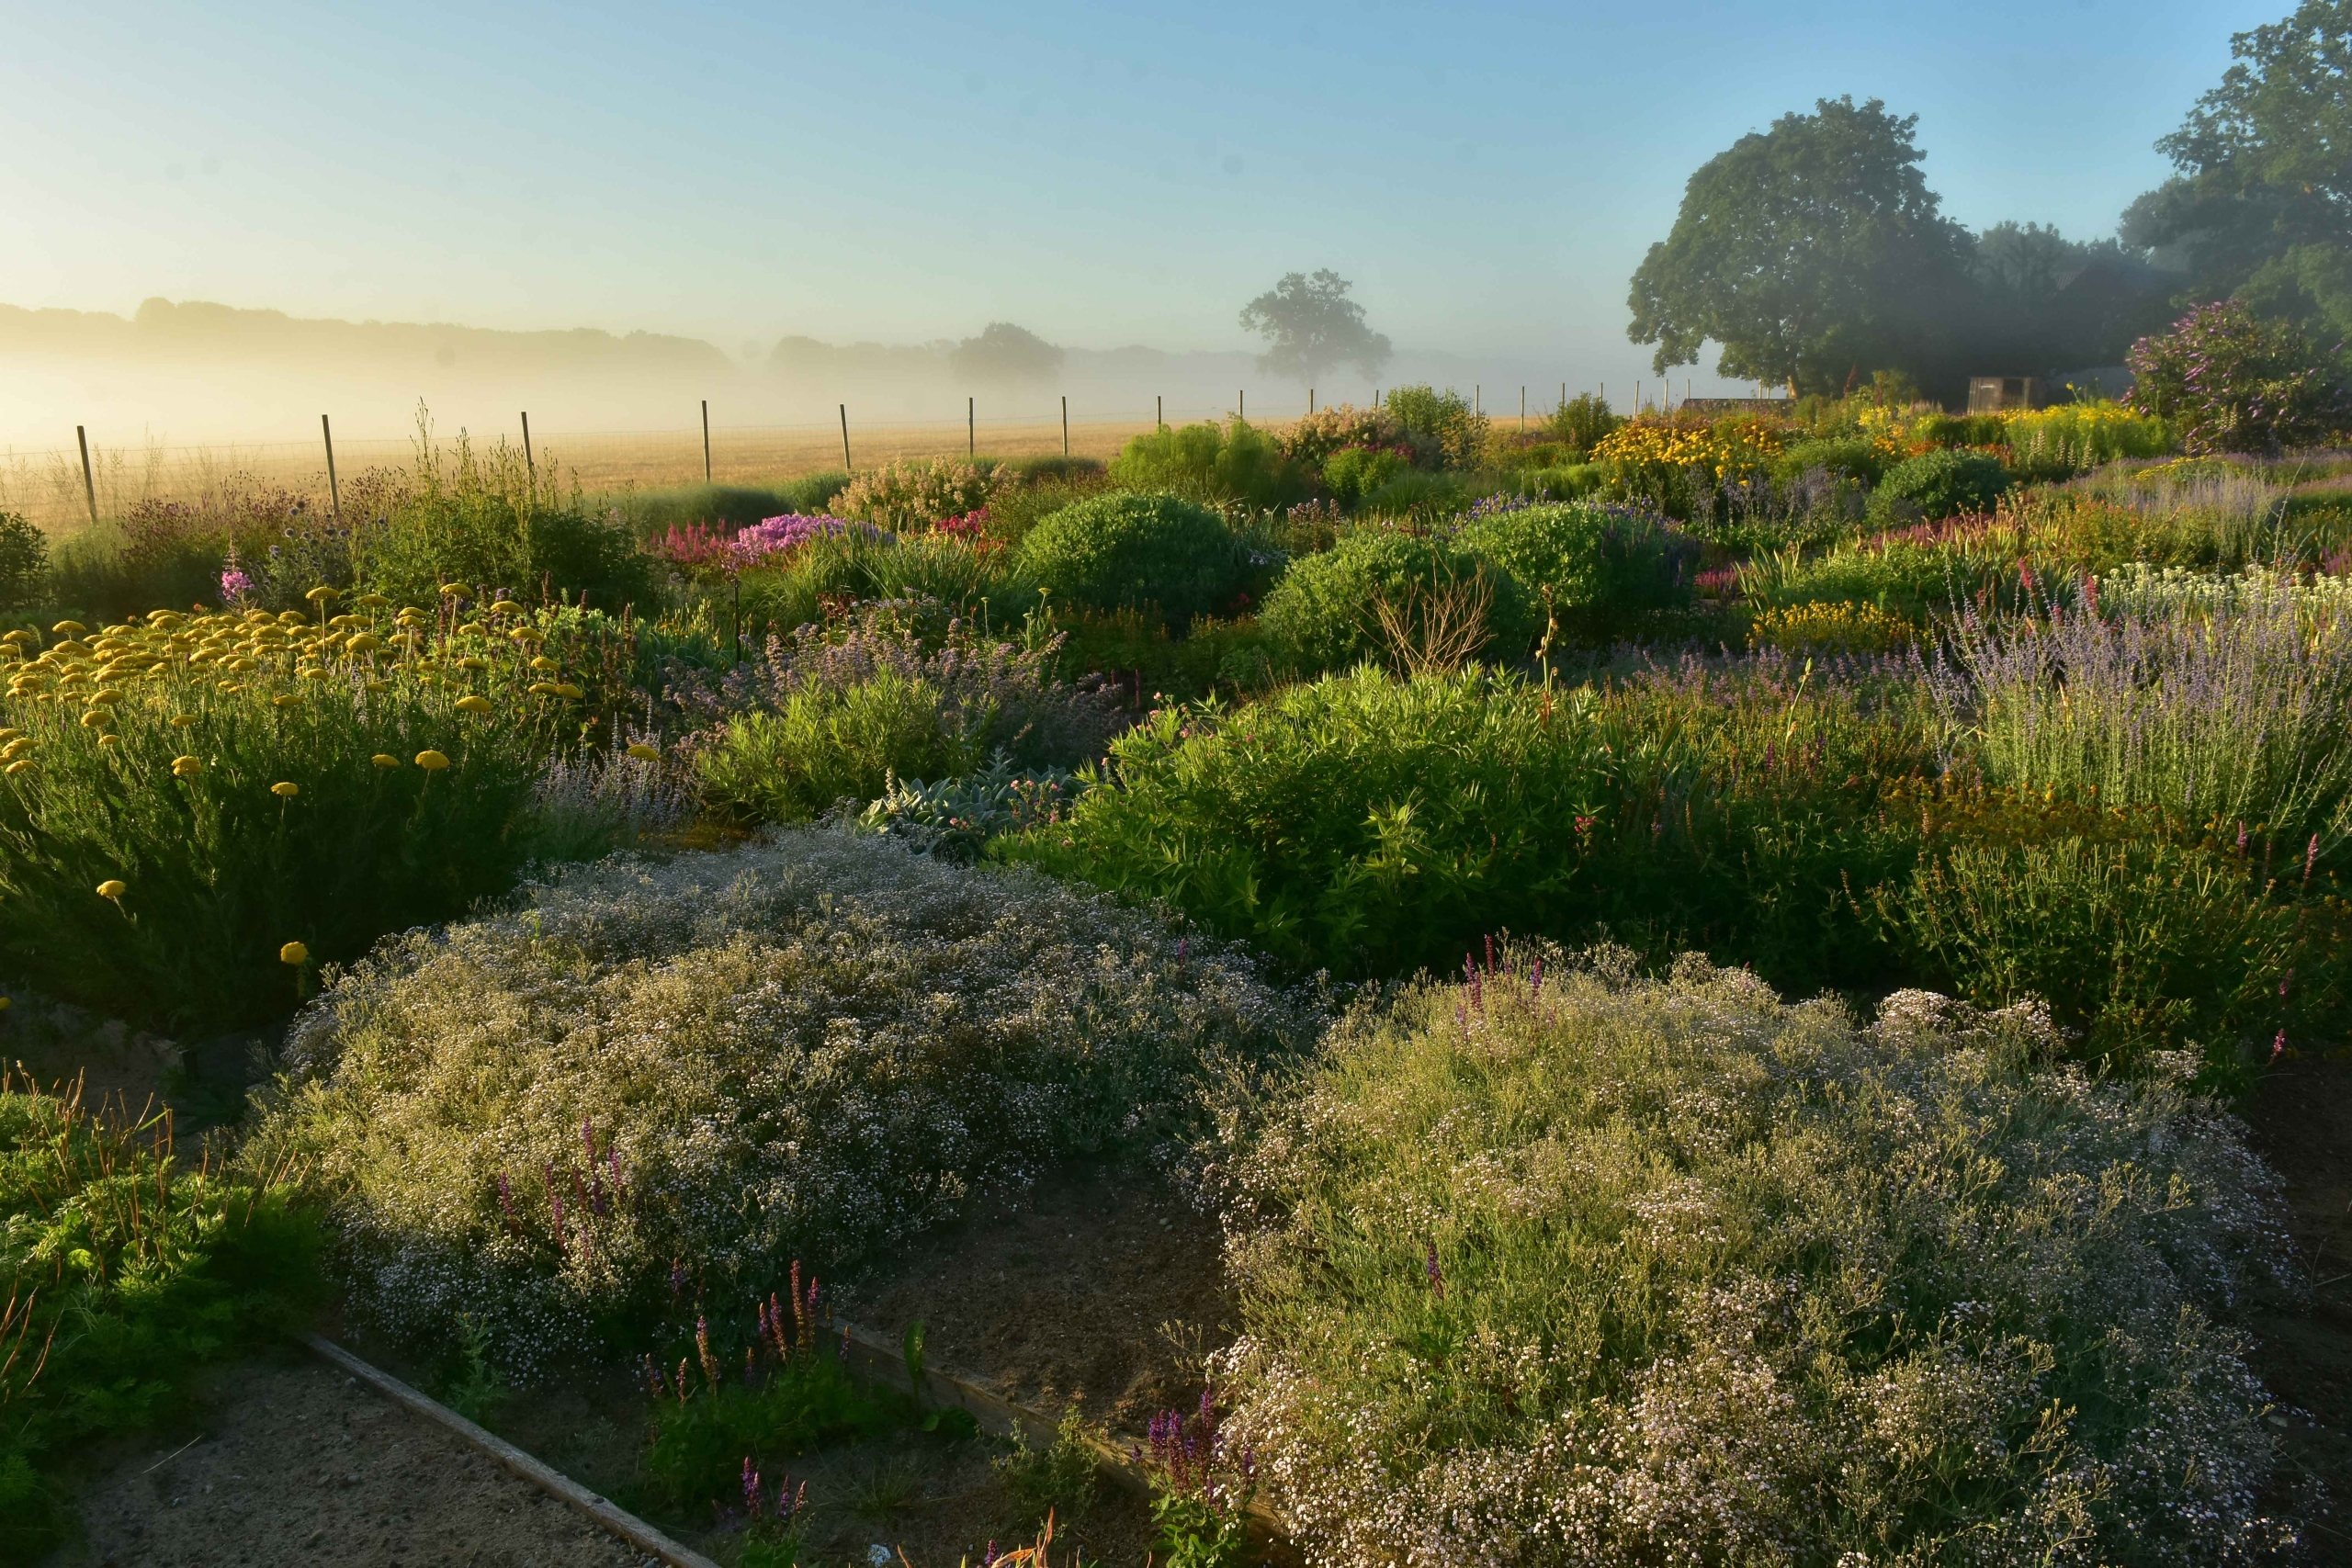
1426,1239 -> 1445,1300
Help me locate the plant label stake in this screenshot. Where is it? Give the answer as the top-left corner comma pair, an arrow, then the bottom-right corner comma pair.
75,425 -> 96,525
322,413 -> 342,519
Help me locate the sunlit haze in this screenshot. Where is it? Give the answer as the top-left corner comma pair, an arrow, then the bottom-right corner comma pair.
0,0 -> 2276,446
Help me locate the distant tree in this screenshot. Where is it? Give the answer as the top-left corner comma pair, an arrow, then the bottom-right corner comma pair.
2125,0 -> 2352,338
1627,97 -> 1974,398
949,321 -> 1065,386
1239,270 -> 1392,387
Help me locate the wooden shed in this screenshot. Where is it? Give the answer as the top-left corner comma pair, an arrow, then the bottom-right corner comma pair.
1967,377 -> 2045,414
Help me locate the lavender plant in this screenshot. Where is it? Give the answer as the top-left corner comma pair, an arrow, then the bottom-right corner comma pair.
1209,948 -> 2300,1565
1936,582 -> 2352,852
252,830 -> 1316,1371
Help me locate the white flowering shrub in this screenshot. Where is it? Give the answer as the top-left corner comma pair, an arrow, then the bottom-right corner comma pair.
256,830 -> 1313,1368
1209,948 -> 2301,1565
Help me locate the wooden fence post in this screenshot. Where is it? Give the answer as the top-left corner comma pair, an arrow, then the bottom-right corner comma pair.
1061,395 -> 1069,457
75,426 -> 96,525
322,414 -> 342,518
701,400 -> 712,483
839,404 -> 851,470
520,412 -> 534,484
968,396 -> 974,457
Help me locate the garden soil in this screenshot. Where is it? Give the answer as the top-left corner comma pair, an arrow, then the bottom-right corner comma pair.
2249,1055 -> 2352,1562
54,1347 -> 654,1568
843,1159 -> 1236,1436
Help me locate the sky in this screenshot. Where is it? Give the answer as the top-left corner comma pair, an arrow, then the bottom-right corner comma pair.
0,0 -> 2286,398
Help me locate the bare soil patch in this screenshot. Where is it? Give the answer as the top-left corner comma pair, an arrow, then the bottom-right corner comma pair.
841,1160 -> 1235,1436
55,1347 -> 652,1568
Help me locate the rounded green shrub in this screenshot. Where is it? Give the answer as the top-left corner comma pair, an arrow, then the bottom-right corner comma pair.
1455,501 -> 1696,637
1321,446 -> 1410,508
1259,526 -> 1536,671
1868,448 -> 2010,524
1016,491 -> 1245,627
1770,436 -> 1891,489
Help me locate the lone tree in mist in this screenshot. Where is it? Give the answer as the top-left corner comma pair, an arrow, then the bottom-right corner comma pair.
949,321 -> 1065,385
1240,269 -> 1393,387
1627,96 -> 1972,397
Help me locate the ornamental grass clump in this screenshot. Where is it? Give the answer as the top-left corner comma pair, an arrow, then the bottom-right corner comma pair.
1210,949 -> 2299,1565
253,830 -> 1316,1371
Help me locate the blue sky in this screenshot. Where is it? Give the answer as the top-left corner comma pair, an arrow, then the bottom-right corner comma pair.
0,0 -> 2281,382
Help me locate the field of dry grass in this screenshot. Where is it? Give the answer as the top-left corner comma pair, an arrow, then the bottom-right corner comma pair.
0,411 -> 1181,531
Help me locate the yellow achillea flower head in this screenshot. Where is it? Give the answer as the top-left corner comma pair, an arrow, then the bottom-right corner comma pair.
279,941 -> 309,965
172,755 -> 202,777
414,750 -> 450,771
171,714 -> 198,727
370,753 -> 400,769
271,781 -> 299,797
96,879 -> 126,899
272,694 -> 300,708
454,695 -> 492,715
626,743 -> 661,761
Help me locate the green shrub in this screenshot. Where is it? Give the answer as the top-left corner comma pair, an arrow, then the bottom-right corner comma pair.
1320,446 -> 1410,508
1257,527 -> 1536,671
4,1081 -> 324,1562
1876,790 -> 2344,1077
1356,469 -> 1490,522
1541,391 -> 1623,457
1110,419 -> 1307,509
673,604 -> 1123,825
1017,491 -> 1246,628
251,831 -> 1314,1369
1454,502 -> 1696,637
1381,386 -> 1488,468
0,604 -> 603,1034
1046,607 -> 1283,700
352,435 -> 658,613
49,520 -> 223,624
994,1404 -> 1101,1529
1770,434 -> 1891,488
0,515 -> 49,613
1001,664 -> 1928,987
1212,951 -> 2295,1565
1866,447 -> 2010,524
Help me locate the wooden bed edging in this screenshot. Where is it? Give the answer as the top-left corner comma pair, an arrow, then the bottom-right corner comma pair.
301,1333 -> 722,1568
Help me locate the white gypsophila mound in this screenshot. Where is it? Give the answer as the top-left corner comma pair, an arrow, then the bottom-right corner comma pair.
261,829 -> 1314,1368
1210,949 -> 2301,1567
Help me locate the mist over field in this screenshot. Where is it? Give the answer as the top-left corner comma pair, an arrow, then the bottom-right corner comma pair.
0,296 -> 1678,458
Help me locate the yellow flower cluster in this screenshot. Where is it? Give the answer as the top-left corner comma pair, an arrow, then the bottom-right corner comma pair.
1590,415 -> 1787,478
0,592 -> 584,781
1749,600 -> 1915,655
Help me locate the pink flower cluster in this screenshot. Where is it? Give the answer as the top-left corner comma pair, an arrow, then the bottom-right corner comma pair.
652,514 -> 884,571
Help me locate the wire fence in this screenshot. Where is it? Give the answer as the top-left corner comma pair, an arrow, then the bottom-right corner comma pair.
0,396 -> 1331,532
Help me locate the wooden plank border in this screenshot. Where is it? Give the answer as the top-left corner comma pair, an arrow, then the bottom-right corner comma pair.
301,1333 -> 722,1568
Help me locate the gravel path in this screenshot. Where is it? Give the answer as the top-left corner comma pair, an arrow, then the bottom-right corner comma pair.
64,1350 -> 660,1568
